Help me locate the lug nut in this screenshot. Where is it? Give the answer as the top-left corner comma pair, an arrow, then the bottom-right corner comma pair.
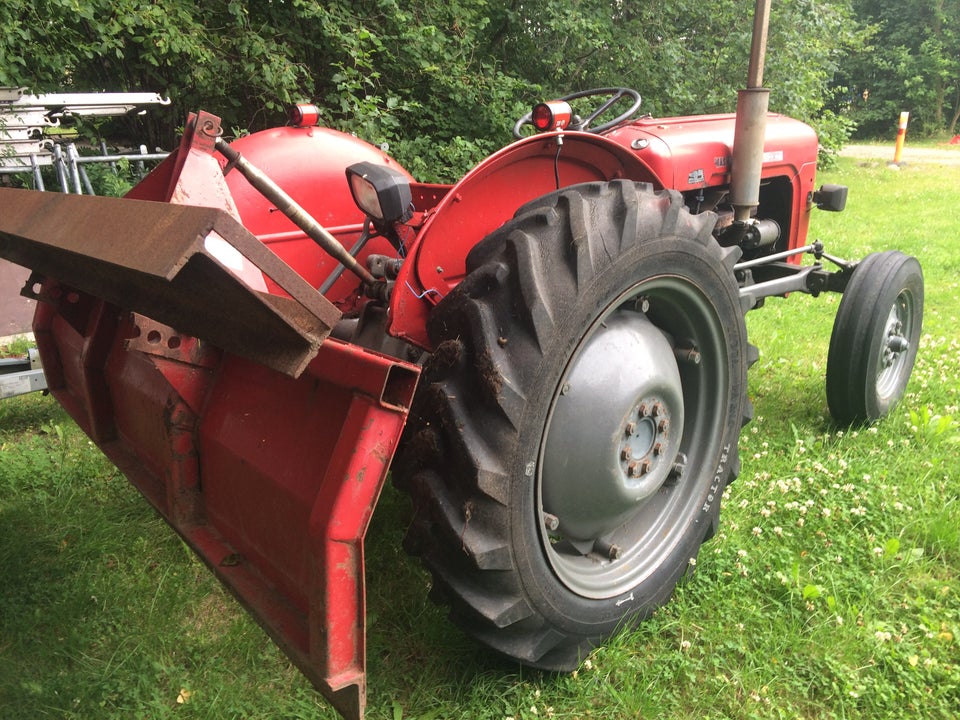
887,335 -> 909,353
543,513 -> 560,531
593,539 -> 622,561
674,347 -> 702,365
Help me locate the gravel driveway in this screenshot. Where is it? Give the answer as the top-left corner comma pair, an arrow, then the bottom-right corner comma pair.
840,143 -> 960,166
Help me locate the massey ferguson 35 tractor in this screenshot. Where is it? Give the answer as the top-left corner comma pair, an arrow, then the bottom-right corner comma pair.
0,2 -> 924,718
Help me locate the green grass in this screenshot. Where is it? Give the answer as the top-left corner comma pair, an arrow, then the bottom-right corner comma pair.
1,157 -> 958,719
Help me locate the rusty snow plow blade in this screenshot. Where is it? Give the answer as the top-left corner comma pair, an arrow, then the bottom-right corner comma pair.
0,187 -> 340,377
0,157 -> 418,717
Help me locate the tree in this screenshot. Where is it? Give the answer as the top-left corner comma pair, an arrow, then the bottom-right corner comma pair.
837,0 -> 960,137
1,0 -> 868,177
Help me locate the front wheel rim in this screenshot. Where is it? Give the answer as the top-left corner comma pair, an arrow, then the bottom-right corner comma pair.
537,275 -> 730,599
876,289 -> 917,400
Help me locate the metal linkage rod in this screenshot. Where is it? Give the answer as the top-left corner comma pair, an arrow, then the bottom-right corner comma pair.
214,136 -> 376,286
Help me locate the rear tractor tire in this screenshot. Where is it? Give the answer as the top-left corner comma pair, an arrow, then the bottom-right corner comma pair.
395,181 -> 751,670
826,251 -> 924,425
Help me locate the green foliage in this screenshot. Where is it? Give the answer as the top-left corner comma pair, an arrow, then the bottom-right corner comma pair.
0,0 -> 870,178
0,336 -> 32,357
838,0 -> 960,138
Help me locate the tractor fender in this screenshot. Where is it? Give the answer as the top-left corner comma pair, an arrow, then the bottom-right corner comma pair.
390,131 -> 662,349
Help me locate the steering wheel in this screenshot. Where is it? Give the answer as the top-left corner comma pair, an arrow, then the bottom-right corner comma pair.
513,87 -> 642,138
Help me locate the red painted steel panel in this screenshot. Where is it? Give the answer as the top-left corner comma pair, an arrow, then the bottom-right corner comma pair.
30,284 -> 418,720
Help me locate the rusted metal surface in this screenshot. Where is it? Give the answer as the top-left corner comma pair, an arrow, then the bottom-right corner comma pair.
0,186 -> 341,377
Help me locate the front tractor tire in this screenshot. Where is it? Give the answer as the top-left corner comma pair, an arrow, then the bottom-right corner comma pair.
395,181 -> 750,670
826,250 -> 924,425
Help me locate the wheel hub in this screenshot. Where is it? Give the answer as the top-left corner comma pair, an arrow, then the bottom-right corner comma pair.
619,398 -> 674,481
541,309 -> 684,543
877,297 -> 913,398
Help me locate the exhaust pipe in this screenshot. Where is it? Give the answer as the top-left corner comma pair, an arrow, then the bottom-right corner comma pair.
730,0 -> 772,224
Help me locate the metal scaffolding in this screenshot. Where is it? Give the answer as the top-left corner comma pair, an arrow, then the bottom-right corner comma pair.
0,87 -> 170,192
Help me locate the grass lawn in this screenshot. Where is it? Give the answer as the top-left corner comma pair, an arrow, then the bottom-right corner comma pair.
1,156 -> 958,719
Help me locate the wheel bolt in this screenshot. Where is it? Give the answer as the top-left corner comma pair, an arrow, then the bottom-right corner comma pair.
621,447 -> 632,461
624,421 -> 637,436
888,335 -> 909,353
658,419 -> 669,432
593,539 -> 622,561
653,442 -> 664,456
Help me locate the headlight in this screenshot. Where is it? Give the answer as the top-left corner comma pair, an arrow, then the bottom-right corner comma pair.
346,162 -> 413,225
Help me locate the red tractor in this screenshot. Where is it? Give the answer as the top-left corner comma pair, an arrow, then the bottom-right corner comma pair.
0,3 -> 923,718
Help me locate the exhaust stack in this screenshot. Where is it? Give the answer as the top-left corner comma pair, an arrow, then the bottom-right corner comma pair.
730,0 -> 772,224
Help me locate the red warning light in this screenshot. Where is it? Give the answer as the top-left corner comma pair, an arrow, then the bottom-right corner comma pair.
531,101 -> 572,132
289,103 -> 320,127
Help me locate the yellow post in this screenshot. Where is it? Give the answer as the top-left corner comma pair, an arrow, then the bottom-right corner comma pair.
892,111 -> 910,164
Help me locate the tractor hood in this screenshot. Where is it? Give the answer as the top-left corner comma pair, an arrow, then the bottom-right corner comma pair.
606,112 -> 819,192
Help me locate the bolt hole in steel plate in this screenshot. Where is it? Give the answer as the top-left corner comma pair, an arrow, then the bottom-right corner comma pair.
538,276 -> 727,599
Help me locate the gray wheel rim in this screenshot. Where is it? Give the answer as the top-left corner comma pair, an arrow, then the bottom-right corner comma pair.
876,288 -> 916,401
537,275 -> 729,599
